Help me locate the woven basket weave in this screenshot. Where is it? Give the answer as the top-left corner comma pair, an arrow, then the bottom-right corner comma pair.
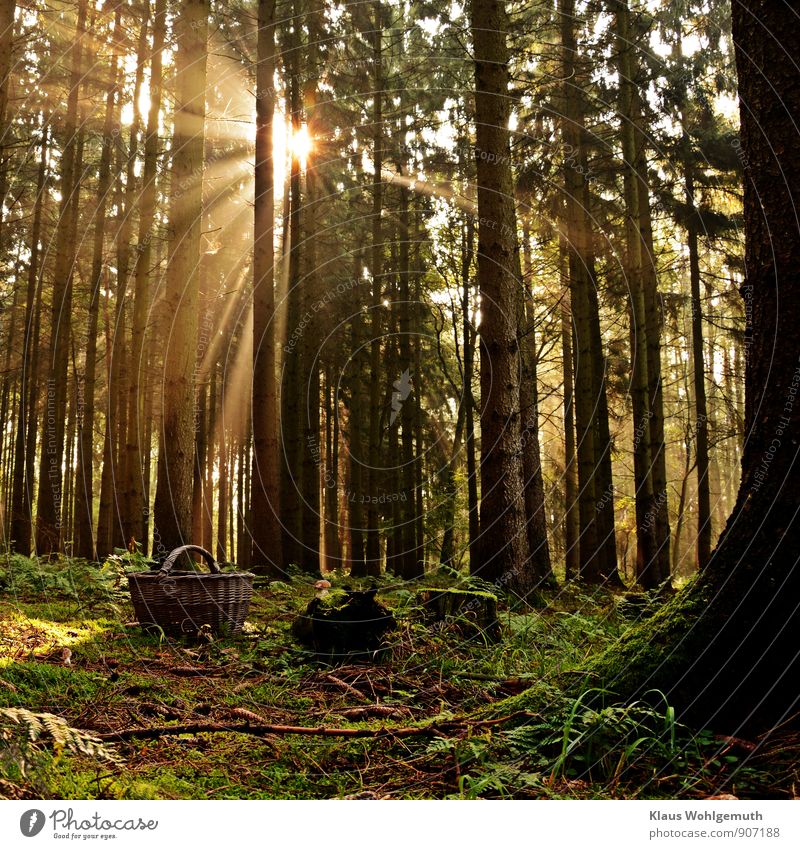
128,545 -> 254,636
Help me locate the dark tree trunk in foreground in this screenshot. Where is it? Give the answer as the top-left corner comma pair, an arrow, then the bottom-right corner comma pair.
596,0 -> 800,730
470,0 -> 532,598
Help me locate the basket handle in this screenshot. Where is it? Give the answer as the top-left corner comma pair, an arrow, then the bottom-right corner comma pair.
160,545 -> 220,575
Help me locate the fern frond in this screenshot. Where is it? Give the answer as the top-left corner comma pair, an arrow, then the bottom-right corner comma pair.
0,708 -> 119,765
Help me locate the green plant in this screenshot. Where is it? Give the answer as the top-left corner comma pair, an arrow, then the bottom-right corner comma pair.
103,543 -> 154,576
0,555 -> 124,610
0,707 -> 119,795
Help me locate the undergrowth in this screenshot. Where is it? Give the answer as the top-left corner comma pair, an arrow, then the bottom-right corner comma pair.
0,558 -> 793,799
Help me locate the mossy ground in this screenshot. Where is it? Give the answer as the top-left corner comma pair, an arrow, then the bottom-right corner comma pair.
0,561 -> 796,799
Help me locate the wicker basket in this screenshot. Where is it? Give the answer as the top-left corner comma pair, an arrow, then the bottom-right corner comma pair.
128,545 -> 254,636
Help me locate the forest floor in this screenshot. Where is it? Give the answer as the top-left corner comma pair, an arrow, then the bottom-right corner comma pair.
0,555 -> 797,800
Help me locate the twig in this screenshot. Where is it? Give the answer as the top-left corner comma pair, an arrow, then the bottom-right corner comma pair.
95,710 -> 538,742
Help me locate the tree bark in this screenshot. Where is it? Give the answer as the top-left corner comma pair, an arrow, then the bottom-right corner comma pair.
323,369 -> 342,570
613,0 -> 659,587
123,0 -> 166,551
35,0 -> 87,555
519,224 -> 553,587
152,0 -> 208,554
10,125 -> 48,554
559,0 -> 601,583
686,166 -> 712,571
97,11 -> 149,559
74,6 -> 123,560
348,252 -> 367,577
470,0 -> 531,597
594,0 -> 800,730
365,2 -> 385,578
251,0 -> 282,574
637,109 -> 672,585
0,0 -> 17,245
279,5 -> 304,571
299,0 -> 323,575
463,219 -> 479,572
559,238 -> 579,581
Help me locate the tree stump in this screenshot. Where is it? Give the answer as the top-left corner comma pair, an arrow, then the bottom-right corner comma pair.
292,588 -> 395,660
415,588 -> 501,641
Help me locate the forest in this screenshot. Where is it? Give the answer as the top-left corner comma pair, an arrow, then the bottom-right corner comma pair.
0,0 -> 798,802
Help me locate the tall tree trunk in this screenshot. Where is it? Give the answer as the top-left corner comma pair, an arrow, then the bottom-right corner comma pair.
10,125 -> 48,553
519,224 -> 553,587
685,166 -> 711,571
323,369 -> 342,570
74,7 -> 123,560
97,10 -> 149,559
35,0 -> 87,555
614,0 -> 658,587
413,247 -> 425,571
463,218 -> 479,571
299,0 -> 323,575
559,0 -> 601,583
251,0 -> 281,574
635,87 -> 672,584
62,368 -> 78,550
192,382 -> 208,548
365,1 -> 384,578
0,0 -> 17,245
470,0 -> 531,597
596,0 -> 800,730
348,253 -> 367,577
152,0 -> 208,554
279,5 -> 304,571
141,342 -> 155,555
397,184 -> 423,579
559,238 -> 579,581
203,368 -> 217,551
124,0 -> 166,550
217,402 -> 228,562
0,272 -> 20,543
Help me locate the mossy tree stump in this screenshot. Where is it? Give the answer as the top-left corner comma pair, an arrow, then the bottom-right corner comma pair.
415,588 -> 501,642
292,588 -> 395,660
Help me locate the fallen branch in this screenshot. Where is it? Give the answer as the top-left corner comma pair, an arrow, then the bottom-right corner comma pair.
95,710 -> 537,742
98,721 -> 436,741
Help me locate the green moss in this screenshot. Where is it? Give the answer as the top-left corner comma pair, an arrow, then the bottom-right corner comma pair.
314,588 -> 351,612
585,577 -> 713,702
416,587 -> 498,601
